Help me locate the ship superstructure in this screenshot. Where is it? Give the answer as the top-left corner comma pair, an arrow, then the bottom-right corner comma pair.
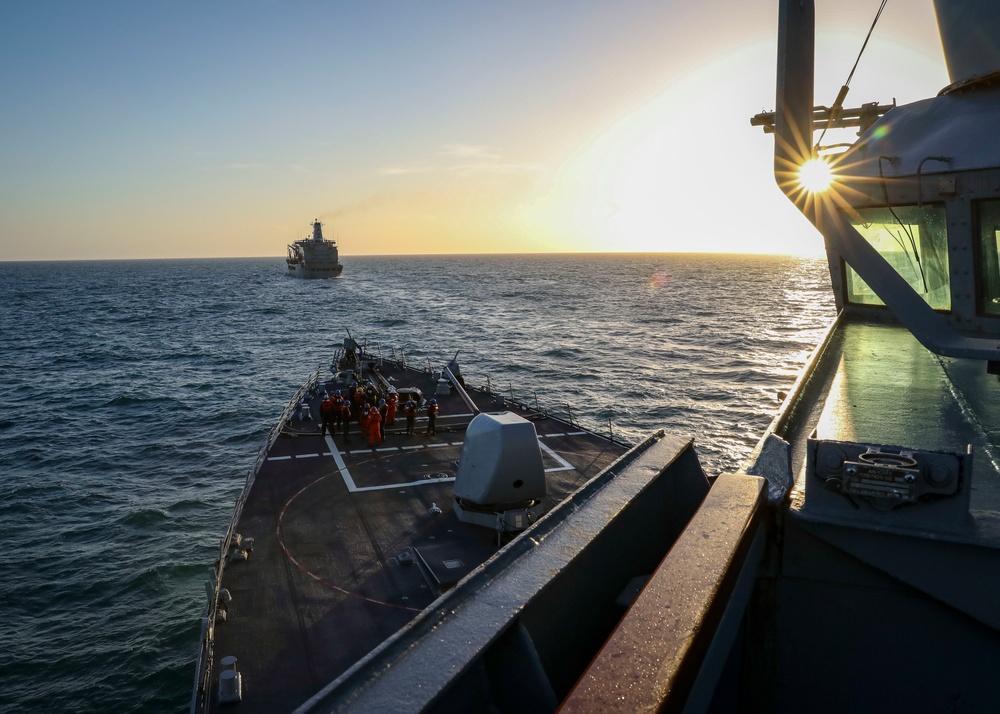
286,220 -> 343,278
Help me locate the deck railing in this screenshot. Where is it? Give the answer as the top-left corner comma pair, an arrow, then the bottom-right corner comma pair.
190,366 -> 321,713
476,375 -> 627,446
350,344 -> 623,445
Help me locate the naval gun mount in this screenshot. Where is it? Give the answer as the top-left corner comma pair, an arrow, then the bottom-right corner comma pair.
453,412 -> 547,533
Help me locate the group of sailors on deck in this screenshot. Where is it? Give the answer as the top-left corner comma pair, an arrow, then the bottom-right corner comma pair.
308,380 -> 438,445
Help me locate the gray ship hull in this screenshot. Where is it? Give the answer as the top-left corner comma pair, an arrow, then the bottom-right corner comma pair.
286,219 -> 344,278
288,262 -> 344,279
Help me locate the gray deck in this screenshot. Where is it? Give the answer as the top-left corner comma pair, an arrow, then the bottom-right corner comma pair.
202,360 -> 628,713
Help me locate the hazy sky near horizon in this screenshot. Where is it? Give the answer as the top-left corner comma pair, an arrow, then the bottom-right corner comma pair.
1,1 -> 949,261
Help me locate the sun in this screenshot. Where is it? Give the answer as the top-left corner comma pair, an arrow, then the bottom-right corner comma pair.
798,157 -> 834,193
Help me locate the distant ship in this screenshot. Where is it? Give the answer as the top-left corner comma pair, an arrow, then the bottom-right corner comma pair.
286,220 -> 343,278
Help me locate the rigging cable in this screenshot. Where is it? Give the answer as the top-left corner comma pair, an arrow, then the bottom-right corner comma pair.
815,0 -> 889,152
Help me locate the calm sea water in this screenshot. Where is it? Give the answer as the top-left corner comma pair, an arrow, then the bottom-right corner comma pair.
0,254 -> 835,712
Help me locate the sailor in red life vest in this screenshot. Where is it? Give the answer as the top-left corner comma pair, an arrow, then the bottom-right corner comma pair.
425,398 -> 439,436
368,407 -> 383,447
331,390 -> 344,430
320,393 -> 335,438
403,399 -> 417,435
339,399 -> 352,441
386,391 -> 398,425
359,404 -> 371,437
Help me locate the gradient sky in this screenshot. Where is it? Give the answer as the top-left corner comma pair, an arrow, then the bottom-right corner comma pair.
0,1 -> 949,261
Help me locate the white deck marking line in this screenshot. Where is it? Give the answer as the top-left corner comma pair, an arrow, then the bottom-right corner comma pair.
538,440 -> 575,473
267,455 -> 293,461
450,441 -> 464,446
349,449 -> 371,455
401,445 -> 424,450
546,433 -> 566,438
325,435 -> 454,493
567,431 -> 588,436
297,453 -> 320,459
351,476 -> 456,492
427,443 -> 450,448
375,447 -> 398,452
412,412 -> 474,423
324,435 -> 359,491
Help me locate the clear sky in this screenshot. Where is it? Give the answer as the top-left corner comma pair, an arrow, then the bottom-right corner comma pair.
0,1 -> 949,261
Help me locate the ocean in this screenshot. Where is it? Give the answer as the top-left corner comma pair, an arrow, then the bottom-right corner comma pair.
0,253 -> 835,712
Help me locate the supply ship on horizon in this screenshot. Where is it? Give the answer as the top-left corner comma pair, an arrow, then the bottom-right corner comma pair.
195,1 -> 1000,711
286,220 -> 343,278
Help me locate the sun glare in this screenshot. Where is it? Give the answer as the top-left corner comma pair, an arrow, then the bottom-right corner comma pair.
798,158 -> 834,193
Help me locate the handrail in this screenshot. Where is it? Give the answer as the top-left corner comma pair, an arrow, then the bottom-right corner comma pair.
191,367 -> 321,713
471,376 -> 628,447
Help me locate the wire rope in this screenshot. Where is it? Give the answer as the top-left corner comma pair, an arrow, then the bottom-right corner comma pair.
815,0 -> 889,151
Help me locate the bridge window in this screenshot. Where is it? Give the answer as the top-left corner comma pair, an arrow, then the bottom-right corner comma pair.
845,205 -> 950,310
977,200 -> 1000,315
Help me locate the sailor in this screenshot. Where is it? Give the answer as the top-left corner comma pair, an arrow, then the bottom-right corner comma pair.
377,399 -> 388,441
331,390 -> 344,430
359,404 -> 371,435
340,398 -> 352,441
425,398 -> 439,436
403,399 -> 417,435
351,383 -> 365,419
320,394 -> 335,437
368,407 -> 383,447
386,391 -> 398,425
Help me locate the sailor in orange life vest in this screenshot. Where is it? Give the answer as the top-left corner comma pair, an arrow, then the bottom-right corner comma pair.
368,406 -> 383,447
386,390 -> 398,425
359,404 -> 371,439
320,393 -> 335,438
425,398 -> 439,436
403,399 -> 417,435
